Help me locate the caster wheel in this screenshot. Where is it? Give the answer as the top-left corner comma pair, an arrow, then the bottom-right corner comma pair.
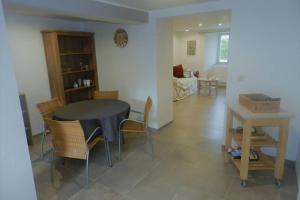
275,179 -> 281,188
241,180 -> 248,188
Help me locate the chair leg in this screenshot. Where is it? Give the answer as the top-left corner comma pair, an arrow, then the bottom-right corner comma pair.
104,140 -> 109,165
118,131 -> 122,160
50,150 -> 54,184
40,130 -> 47,159
104,138 -> 112,167
86,151 -> 90,188
122,134 -> 125,144
147,129 -> 154,160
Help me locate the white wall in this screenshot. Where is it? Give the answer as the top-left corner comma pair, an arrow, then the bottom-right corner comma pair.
84,21 -> 161,128
152,0 -> 300,161
173,32 -> 205,73
156,18 -> 174,127
0,0 -> 36,199
203,32 -> 218,73
173,31 -> 228,82
226,0 -> 300,161
173,33 -> 180,66
4,0 -> 300,163
204,32 -> 228,83
5,13 -> 84,135
4,13 -> 171,131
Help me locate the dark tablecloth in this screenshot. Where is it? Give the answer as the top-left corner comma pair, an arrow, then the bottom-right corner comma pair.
53,100 -> 130,141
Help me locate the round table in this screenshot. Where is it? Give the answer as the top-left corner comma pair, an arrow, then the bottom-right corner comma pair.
53,99 -> 130,141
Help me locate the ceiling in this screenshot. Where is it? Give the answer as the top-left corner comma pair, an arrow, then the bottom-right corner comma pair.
4,0 -> 149,24
172,10 -> 231,33
95,0 -> 218,11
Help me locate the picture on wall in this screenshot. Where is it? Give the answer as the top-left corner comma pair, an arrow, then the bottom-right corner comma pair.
187,40 -> 196,56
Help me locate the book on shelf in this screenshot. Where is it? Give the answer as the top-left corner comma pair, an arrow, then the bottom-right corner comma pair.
227,147 -> 259,161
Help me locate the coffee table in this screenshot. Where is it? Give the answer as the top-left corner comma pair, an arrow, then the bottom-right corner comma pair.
198,78 -> 218,95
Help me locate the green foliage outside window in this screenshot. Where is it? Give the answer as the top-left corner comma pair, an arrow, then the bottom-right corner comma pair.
219,34 -> 229,63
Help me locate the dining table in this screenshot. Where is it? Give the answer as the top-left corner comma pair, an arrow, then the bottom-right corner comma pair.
53,99 -> 130,165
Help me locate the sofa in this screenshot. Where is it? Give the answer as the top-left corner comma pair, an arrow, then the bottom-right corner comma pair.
173,64 -> 198,101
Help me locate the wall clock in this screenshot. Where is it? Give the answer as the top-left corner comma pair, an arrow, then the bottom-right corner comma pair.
114,28 -> 128,48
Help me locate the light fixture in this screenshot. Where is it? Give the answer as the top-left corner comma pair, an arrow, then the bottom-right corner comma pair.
198,23 -> 203,27
218,23 -> 222,26
185,29 -> 189,32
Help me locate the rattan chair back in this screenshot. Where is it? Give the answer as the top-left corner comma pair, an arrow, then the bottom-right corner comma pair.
143,96 -> 152,125
45,119 -> 87,160
37,97 -> 63,120
94,90 -> 119,100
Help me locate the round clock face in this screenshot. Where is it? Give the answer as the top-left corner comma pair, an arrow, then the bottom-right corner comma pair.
114,28 -> 128,48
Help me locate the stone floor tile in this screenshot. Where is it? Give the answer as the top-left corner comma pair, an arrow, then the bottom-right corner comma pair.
28,89 -> 298,200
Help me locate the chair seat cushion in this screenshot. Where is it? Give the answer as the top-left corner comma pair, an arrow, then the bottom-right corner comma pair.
120,120 -> 145,133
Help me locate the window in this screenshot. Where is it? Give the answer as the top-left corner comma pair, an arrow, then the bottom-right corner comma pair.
218,33 -> 230,63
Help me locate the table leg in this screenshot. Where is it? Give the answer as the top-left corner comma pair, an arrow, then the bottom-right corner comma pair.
274,120 -> 289,180
225,107 -> 233,147
104,139 -> 112,167
216,81 -> 218,96
240,121 -> 252,181
198,81 -> 201,95
223,107 -> 233,161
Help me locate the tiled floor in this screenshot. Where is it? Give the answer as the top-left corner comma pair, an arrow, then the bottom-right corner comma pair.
29,89 -> 298,200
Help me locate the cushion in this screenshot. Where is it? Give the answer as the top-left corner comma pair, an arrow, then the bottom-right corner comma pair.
173,64 -> 184,78
193,70 -> 200,78
183,70 -> 191,78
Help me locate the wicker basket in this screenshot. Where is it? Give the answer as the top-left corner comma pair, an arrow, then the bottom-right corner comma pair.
239,93 -> 280,113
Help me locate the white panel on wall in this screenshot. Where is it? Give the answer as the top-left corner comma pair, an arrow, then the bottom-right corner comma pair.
173,31 -> 228,80
84,21 -> 160,128
0,1 -> 37,198
203,32 -> 218,73
226,0 -> 300,161
156,18 -> 173,127
172,32 -> 205,73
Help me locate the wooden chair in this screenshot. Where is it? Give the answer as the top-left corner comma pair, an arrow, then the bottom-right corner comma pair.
94,90 -> 119,100
37,97 -> 63,158
45,119 -> 110,187
118,96 -> 153,160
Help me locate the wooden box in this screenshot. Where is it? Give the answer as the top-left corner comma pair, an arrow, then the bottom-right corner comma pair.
239,93 -> 280,113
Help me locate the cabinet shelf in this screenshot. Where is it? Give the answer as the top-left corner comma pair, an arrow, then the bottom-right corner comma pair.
228,151 -> 274,171
64,85 -> 95,93
62,69 -> 94,75
60,52 -> 93,56
231,129 -> 277,147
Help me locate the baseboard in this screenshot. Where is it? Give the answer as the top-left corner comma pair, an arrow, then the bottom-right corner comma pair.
149,120 -> 174,133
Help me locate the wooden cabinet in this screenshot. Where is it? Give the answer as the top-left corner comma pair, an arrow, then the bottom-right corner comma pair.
42,30 -> 99,104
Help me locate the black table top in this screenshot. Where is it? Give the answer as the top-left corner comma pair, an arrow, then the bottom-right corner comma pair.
53,100 -> 130,141
54,99 -> 130,121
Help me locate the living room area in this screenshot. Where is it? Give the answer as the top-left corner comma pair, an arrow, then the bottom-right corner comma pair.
172,10 -> 229,101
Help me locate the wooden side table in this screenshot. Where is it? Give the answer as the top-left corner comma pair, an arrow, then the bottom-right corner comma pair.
198,78 -> 218,96
224,103 -> 291,187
